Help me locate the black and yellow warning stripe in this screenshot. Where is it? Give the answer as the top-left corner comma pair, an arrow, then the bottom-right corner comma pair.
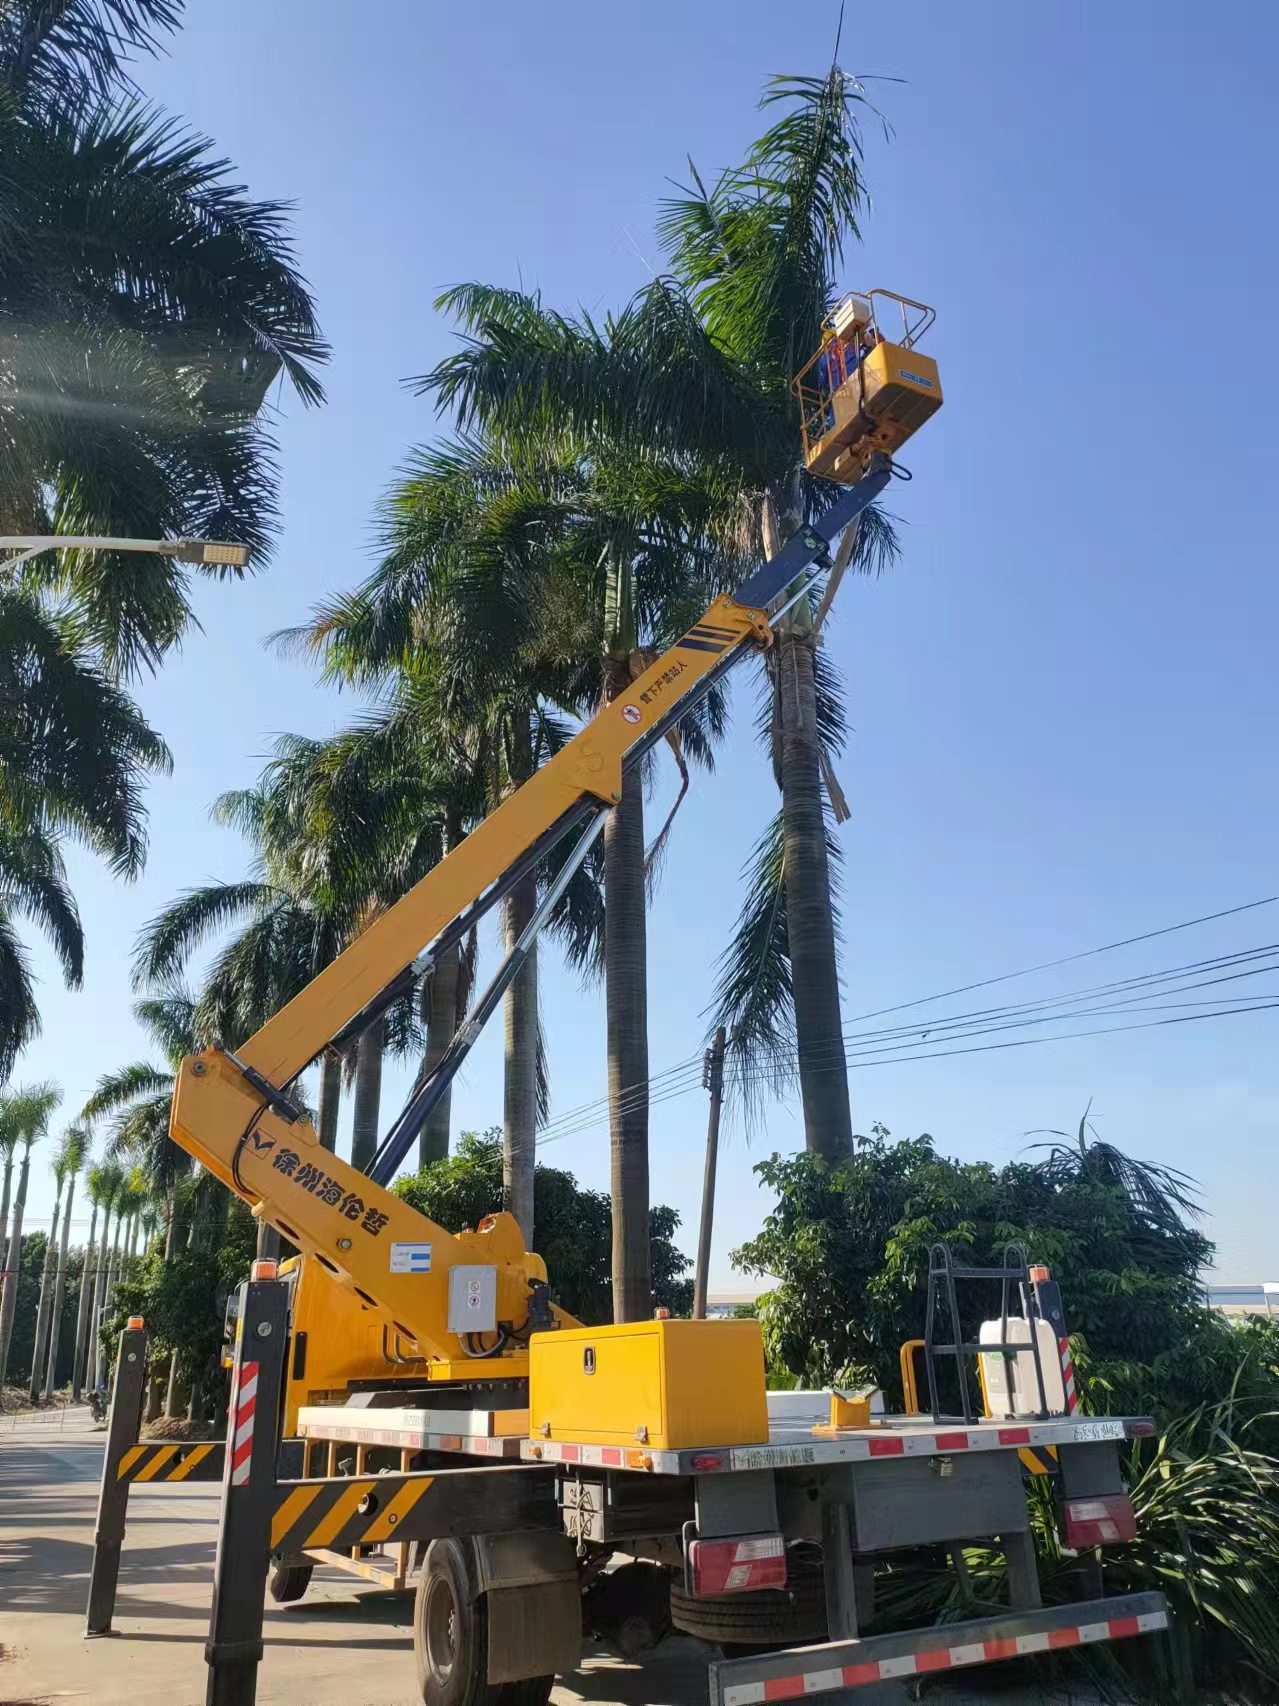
1018,1444 -> 1060,1477
270,1473 -> 436,1554
116,1442 -> 224,1483
679,622 -> 741,655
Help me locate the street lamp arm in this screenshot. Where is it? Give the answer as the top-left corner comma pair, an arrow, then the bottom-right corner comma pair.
0,535 -> 249,567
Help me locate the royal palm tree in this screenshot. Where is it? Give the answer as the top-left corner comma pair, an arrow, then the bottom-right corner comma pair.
0,602 -> 173,1072
424,70 -> 900,1173
0,0 -> 328,678
0,1081 -> 61,1394
29,1123 -> 82,1399
41,1124 -> 88,1397
84,1006 -> 211,1416
0,1096 -> 18,1276
133,788 -> 359,1158
70,1170 -> 99,1402
134,732 -> 440,1170
0,1 -> 327,1067
82,984 -> 198,1260
301,440 -> 718,1263
82,1159 -> 123,1390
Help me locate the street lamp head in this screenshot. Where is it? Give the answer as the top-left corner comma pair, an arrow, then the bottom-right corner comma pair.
170,538 -> 251,568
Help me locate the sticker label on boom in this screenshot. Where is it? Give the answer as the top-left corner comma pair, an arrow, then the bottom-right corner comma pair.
390,1242 -> 433,1274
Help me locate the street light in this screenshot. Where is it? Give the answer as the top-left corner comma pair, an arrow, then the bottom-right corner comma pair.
0,534 -> 251,571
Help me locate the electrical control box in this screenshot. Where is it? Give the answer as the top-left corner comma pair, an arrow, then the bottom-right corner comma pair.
447,1264 -> 498,1336
529,1317 -> 769,1450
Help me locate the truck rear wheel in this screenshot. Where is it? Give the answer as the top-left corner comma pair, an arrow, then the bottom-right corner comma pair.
414,1538 -> 553,1706
669,1568 -> 826,1648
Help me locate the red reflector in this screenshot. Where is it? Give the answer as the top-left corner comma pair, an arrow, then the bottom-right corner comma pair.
688,1533 -> 787,1597
690,1453 -> 725,1472
1126,1420 -> 1156,1436
915,1648 -> 954,1673
1061,1493 -> 1137,1548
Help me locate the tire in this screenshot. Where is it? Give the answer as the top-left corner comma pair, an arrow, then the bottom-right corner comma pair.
413,1538 -> 553,1706
268,1563 -> 313,1604
669,1568 -> 826,1647
585,1561 -> 672,1659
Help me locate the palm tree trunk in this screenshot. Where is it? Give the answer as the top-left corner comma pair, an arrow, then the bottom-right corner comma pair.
350,1017 -> 384,1173
775,623 -> 853,1159
43,1171 -> 77,1399
28,1185 -> 62,1401
71,1199 -> 98,1401
0,1150 -> 13,1312
419,806 -> 465,1170
164,1348 -> 182,1419
316,1049 -> 341,1153
0,1147 -> 31,1393
87,1205 -> 113,1390
106,1217 -> 124,1314
603,663 -> 651,1322
419,946 -> 460,1167
503,873 -> 538,1247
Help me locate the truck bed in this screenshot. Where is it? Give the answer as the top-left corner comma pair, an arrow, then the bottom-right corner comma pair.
297,1398 -> 1149,1477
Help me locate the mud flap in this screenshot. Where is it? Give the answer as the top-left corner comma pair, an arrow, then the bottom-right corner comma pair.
473,1531 -> 581,1685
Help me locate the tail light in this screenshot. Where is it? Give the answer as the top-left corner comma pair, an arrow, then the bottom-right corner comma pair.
687,1533 -> 787,1597
1061,1493 -> 1137,1547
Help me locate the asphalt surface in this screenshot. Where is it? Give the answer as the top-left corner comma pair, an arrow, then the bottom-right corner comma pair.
0,1409 -> 1095,1706
0,1408 -> 722,1706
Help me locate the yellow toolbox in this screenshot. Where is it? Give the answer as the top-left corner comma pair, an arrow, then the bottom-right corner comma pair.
529,1317 -> 769,1450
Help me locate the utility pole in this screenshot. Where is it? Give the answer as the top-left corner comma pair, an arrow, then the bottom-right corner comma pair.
693,1028 -> 726,1320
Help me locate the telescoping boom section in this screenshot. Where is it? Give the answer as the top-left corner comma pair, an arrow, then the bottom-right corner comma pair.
169,447 -> 905,1373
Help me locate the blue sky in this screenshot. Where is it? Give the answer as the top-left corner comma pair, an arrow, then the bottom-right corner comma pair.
19,2 -> 1279,1286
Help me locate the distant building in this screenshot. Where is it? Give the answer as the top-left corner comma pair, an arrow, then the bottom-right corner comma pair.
1207,1284 -> 1279,1320
705,1288 -> 766,1319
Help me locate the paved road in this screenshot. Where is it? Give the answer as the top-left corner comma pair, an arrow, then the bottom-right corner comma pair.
0,1409 -> 720,1706
0,1411 -> 1087,1706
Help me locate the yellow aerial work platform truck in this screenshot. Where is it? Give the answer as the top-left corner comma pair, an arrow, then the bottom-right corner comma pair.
85,294 -> 1169,1706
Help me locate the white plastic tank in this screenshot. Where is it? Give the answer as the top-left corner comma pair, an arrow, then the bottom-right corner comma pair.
831,295 -> 872,339
979,1317 -> 1066,1418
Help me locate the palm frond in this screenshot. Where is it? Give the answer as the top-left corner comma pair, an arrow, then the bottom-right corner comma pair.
709,808 -> 796,1117
0,913 -> 42,1077
132,982 -> 197,1063
0,819 -> 84,984
1030,1121 -> 1202,1241
0,586 -> 171,874
54,1122 -> 90,1181
81,1060 -> 171,1122
0,0 -> 181,104
132,878 -> 278,988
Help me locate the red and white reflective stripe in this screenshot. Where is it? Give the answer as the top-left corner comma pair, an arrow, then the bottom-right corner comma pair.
522,1439 -> 681,1473
1059,1337 -> 1078,1413
522,1414 -> 1133,1474
229,1360 -> 260,1487
295,1419 -> 522,1457
719,1609 -> 1168,1705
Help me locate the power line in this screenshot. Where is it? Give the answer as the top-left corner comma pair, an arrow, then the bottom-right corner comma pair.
532,932 -> 1279,1147
842,895 -> 1279,1027
741,946 -> 1279,1082
520,987 -> 1279,1158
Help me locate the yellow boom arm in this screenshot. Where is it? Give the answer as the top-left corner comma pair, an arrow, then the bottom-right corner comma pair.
168,458 -> 894,1368
170,593 -> 771,1366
